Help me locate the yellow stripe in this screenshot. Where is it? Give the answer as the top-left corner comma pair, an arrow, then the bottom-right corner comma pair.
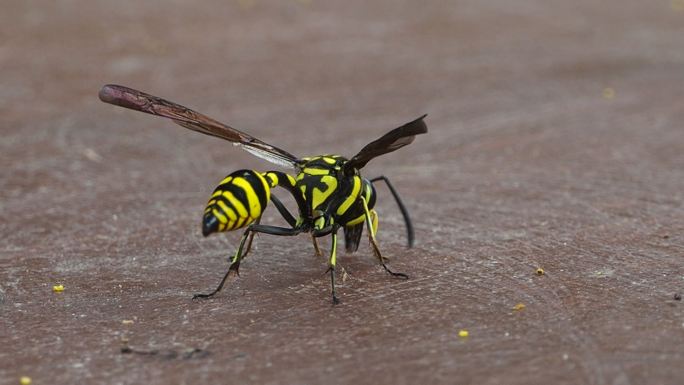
212,208 -> 228,224
234,216 -> 245,229
336,176 -> 361,216
287,174 -> 296,187
232,178 -> 262,219
303,167 -> 330,175
322,156 -> 336,164
312,176 -> 337,210
315,216 -> 326,231
256,172 -> 271,202
211,190 -> 223,198
330,233 -> 337,267
222,191 -> 248,218
360,196 -> 376,239
216,200 -> 237,226
235,215 -> 255,230
346,214 -> 365,226
264,172 -> 278,188
219,176 -> 233,185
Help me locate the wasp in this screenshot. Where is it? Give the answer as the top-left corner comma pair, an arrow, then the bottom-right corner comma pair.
99,84 -> 427,304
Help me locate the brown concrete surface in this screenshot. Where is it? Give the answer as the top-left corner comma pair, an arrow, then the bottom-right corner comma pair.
1,1 -> 684,384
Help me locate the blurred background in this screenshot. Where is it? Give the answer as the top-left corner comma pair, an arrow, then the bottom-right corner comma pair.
1,1 -> 683,384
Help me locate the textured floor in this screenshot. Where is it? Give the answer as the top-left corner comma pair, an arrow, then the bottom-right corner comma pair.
1,1 -> 683,384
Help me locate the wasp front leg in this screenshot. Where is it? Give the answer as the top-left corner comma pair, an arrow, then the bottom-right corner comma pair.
360,196 -> 409,279
326,230 -> 341,305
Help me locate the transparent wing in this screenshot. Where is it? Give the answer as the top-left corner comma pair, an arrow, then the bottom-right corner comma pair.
99,84 -> 299,168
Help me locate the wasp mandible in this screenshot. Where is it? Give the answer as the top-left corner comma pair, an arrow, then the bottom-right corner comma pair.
99,84 -> 427,304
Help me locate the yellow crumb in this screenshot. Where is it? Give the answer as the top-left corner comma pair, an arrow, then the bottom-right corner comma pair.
512,303 -> 526,311
602,87 -> 615,99
20,376 -> 32,385
536,268 -> 545,276
122,320 -> 134,325
53,284 -> 65,292
237,0 -> 254,9
672,0 -> 684,11
458,329 -> 469,338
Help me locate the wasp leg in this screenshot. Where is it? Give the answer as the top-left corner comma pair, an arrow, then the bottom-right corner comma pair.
238,217 -> 261,262
311,234 -> 323,258
270,195 -> 297,228
313,234 -> 349,282
193,224 -> 304,299
242,195 -> 299,261
370,175 -> 414,248
360,196 -> 409,280
193,229 -> 250,299
326,229 -> 341,305
242,195 -> 298,262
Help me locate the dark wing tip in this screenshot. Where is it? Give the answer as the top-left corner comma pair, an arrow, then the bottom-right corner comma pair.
98,84 -> 120,104
408,114 -> 428,134
98,84 -> 145,110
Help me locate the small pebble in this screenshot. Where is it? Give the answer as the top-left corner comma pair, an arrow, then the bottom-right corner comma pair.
458,329 -> 469,338
20,376 -> 32,385
536,268 -> 545,276
674,293 -> 681,301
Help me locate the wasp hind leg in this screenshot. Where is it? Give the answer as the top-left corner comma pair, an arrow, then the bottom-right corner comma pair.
237,195 -> 297,262
370,175 -> 415,248
360,196 -> 409,280
193,224 -> 303,299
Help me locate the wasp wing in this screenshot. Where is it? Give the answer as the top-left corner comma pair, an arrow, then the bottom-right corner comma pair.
99,84 -> 299,169
343,114 -> 428,174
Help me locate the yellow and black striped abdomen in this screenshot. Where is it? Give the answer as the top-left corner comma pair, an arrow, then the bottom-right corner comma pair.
202,170 -> 271,236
